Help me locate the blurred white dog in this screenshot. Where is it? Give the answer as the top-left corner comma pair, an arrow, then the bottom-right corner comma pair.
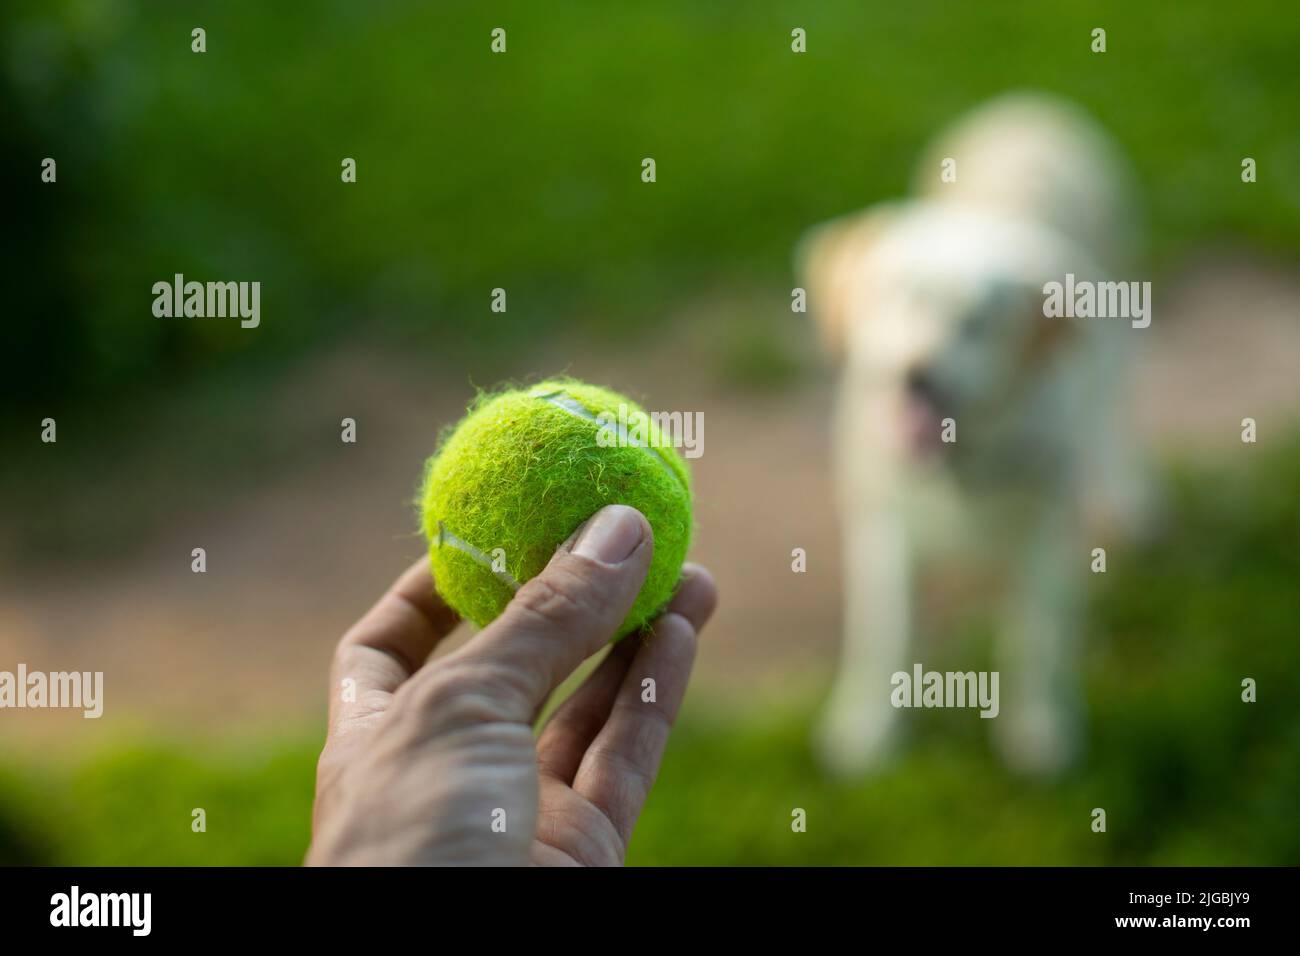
801,93 -> 1151,775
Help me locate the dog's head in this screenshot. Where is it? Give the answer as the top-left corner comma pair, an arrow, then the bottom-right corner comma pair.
799,93 -> 1133,466
800,201 -> 1095,461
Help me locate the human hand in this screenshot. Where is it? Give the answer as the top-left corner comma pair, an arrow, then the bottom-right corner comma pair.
306,504 -> 716,865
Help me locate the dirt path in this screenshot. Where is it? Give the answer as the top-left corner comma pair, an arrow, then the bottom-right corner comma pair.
2,255 -> 1298,745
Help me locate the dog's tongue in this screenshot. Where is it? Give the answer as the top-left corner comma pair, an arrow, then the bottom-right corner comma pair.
900,395 -> 943,456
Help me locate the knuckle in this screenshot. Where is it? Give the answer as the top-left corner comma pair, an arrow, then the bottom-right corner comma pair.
614,698 -> 674,747
537,797 -> 626,866
589,742 -> 655,794
511,564 -> 600,631
330,633 -> 357,671
403,661 -> 515,726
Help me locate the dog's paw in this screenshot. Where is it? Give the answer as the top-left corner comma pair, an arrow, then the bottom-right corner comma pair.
812,705 -> 898,777
993,704 -> 1079,777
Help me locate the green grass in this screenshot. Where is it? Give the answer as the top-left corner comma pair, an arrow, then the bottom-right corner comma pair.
0,743 -> 316,867
2,437 -> 1297,865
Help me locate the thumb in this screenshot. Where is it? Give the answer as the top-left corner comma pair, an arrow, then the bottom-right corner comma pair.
451,504 -> 653,722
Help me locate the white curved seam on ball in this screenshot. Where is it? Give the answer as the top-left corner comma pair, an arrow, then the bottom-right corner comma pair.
437,521 -> 522,592
529,388 -> 684,488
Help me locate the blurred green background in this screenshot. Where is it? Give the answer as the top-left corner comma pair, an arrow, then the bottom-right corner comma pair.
5,0 -> 1297,408
1,1 -> 1298,865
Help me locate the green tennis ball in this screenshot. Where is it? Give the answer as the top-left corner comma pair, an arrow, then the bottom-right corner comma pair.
419,378 -> 693,637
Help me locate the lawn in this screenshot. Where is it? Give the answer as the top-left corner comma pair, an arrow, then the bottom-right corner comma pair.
3,436 -> 1296,865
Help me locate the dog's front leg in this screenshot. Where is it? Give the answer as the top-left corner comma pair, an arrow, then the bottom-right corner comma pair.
993,504 -> 1083,776
815,506 -> 912,775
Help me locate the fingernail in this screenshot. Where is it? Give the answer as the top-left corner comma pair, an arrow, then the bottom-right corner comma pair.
573,505 -> 645,564
559,519 -> 588,552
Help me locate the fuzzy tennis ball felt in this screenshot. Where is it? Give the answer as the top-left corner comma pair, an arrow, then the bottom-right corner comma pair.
419,378 -> 693,637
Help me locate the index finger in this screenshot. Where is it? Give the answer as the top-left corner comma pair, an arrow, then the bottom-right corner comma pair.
329,556 -> 459,730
